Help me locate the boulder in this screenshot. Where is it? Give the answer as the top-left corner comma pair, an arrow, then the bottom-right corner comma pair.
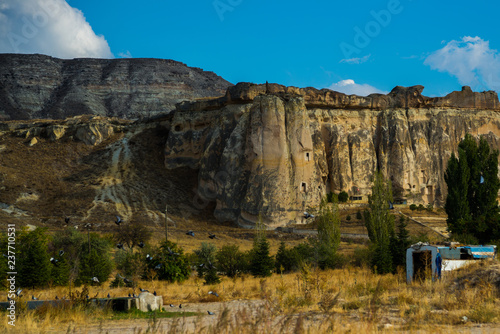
47,125 -> 67,141
75,123 -> 114,145
137,292 -> 163,312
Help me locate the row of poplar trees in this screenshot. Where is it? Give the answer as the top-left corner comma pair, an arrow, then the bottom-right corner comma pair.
364,133 -> 500,275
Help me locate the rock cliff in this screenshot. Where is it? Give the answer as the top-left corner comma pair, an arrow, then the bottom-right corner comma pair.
165,83 -> 500,228
2,65 -> 500,229
0,54 -> 232,120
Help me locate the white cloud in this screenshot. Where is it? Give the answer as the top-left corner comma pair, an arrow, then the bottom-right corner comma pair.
0,0 -> 113,59
118,50 -> 132,58
340,54 -> 371,64
424,36 -> 500,92
328,79 -> 387,96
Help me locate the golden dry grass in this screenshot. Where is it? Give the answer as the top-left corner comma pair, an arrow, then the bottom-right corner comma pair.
3,260 -> 500,333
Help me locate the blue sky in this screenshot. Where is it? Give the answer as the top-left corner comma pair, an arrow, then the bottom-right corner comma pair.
1,0 -> 500,97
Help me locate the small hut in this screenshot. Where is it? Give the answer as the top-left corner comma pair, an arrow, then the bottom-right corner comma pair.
406,242 -> 497,282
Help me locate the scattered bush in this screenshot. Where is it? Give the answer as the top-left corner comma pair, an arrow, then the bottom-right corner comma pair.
326,192 -> 338,203
216,244 -> 247,277
352,246 -> 373,267
409,204 -> 417,211
346,215 -> 351,221
115,250 -> 147,284
338,191 -> 349,203
114,220 -> 152,250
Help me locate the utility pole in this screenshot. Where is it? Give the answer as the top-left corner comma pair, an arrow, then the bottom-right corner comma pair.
165,204 -> 168,242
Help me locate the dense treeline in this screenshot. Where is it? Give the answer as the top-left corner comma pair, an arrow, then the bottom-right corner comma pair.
0,196 -> 419,290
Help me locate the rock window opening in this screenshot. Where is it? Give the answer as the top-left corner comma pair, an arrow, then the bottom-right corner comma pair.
305,152 -> 310,161
301,182 -> 307,193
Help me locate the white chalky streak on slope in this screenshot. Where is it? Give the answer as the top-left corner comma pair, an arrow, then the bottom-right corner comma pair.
85,133 -> 135,221
84,128 -> 165,224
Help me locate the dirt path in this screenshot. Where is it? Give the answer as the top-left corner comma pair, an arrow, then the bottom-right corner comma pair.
398,211 -> 449,238
37,299 -> 500,334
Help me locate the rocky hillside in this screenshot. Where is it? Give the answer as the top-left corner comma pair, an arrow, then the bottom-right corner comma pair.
1,79 -> 499,229
0,54 -> 232,120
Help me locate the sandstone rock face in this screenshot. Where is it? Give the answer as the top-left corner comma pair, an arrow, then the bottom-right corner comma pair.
3,77 -> 500,229
165,83 -> 500,228
0,54 -> 232,120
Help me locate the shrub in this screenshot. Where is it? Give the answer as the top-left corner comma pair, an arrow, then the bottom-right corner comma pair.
114,220 -> 152,250
216,244 -> 246,277
409,232 -> 431,244
409,204 -> 417,211
418,204 -> 425,211
346,215 -> 351,221
352,246 -> 373,267
327,192 -> 338,203
338,191 -> 349,203
115,250 -> 147,284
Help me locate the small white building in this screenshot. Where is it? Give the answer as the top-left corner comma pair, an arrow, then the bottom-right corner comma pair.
406,243 -> 497,282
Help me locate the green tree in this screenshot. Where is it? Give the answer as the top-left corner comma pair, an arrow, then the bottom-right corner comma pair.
313,199 -> 341,269
49,252 -> 70,286
17,228 -> 51,288
249,216 -> 274,277
50,229 -> 85,283
364,172 -> 395,274
194,242 -> 220,284
115,250 -> 147,284
76,233 -> 113,286
275,241 -> 296,273
114,220 -> 152,250
445,134 -> 500,243
216,244 -> 246,277
0,233 -> 11,289
149,240 -> 191,283
390,215 -> 411,271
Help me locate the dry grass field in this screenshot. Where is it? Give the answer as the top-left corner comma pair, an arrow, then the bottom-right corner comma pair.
2,260 -> 500,333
